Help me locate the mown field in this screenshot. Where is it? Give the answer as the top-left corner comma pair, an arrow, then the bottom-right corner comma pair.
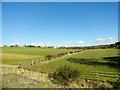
1,47 -> 120,88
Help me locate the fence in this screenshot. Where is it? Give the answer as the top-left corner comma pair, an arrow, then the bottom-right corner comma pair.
82,71 -> 120,82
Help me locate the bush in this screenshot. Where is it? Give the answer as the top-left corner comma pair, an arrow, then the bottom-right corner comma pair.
45,55 -> 54,60
57,53 -> 65,57
49,65 -> 80,86
69,51 -> 73,54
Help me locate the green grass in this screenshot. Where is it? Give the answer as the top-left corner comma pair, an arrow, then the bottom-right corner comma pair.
28,49 -> 119,82
2,47 -> 74,56
2,47 -> 75,65
2,47 -> 119,82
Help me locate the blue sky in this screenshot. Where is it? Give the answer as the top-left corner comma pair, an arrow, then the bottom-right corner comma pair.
0,2 -> 2,46
2,2 -> 118,46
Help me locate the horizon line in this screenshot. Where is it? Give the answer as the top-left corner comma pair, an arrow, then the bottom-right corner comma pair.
0,41 -> 118,47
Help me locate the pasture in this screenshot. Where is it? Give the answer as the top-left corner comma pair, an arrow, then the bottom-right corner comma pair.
2,47 -> 75,65
1,47 -> 120,88
27,49 -> 119,82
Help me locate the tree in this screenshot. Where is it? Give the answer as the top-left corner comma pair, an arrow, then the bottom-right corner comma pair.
115,41 -> 120,49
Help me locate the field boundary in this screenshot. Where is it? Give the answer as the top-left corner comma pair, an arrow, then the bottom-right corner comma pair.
82,71 -> 120,82
20,50 -> 87,69
2,64 -> 59,88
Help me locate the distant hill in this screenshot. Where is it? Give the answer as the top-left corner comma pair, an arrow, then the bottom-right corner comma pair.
58,41 -> 120,49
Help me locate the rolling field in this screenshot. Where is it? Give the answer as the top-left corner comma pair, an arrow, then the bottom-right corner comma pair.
1,47 -> 120,88
27,49 -> 120,82
2,47 -> 75,65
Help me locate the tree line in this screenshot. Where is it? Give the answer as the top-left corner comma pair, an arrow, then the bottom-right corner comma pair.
2,41 -> 120,49
58,41 -> 120,49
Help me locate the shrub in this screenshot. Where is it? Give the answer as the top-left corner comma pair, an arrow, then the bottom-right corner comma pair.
49,65 -> 80,86
69,51 -> 73,54
45,55 -> 54,60
57,53 -> 65,57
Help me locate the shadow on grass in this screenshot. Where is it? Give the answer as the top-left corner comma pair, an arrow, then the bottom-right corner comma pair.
67,56 -> 120,70
103,56 -> 120,72
103,56 -> 120,64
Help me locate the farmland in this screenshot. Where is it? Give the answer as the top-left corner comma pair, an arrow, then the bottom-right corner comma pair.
26,49 -> 119,81
2,47 -> 75,65
1,47 -> 120,88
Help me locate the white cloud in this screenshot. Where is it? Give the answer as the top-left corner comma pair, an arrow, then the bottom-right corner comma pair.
96,37 -> 118,45
28,43 -> 45,46
60,40 -> 85,47
78,40 -> 85,44
0,45 -> 3,47
9,40 -> 85,47
27,42 -> 55,47
10,43 -> 19,45
65,40 -> 85,45
109,37 -> 114,40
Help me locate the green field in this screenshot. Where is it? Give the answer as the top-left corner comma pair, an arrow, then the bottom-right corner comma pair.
2,47 -> 75,65
1,47 -> 120,88
26,49 -> 119,81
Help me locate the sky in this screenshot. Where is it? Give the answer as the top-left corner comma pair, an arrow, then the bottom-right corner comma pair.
2,0 -> 120,2
0,2 -> 2,46
2,2 -> 118,47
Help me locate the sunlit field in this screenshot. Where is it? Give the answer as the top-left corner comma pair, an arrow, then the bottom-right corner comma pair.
2,47 -> 75,65
27,49 -> 119,82
1,47 -> 120,88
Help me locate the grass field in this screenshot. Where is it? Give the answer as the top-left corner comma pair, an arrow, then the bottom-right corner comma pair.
26,49 -> 119,82
2,47 -> 75,65
1,47 -> 120,88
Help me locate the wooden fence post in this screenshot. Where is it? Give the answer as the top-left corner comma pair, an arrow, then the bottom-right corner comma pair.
96,72 -> 98,79
32,60 -> 34,65
116,72 -> 119,81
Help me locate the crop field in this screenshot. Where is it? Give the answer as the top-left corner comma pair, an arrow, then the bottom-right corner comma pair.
1,47 -> 120,88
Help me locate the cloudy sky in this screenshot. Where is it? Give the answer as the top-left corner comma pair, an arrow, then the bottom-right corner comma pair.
2,2 -> 118,46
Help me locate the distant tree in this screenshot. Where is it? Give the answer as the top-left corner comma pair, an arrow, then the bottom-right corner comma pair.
10,44 -> 18,47
37,46 -> 41,48
26,45 -> 35,47
47,46 -> 54,48
69,51 -> 73,54
115,41 -> 120,49
3,45 -> 7,47
24,45 -> 27,47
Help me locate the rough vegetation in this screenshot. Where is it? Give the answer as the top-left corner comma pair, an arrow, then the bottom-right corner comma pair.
49,65 -> 80,86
